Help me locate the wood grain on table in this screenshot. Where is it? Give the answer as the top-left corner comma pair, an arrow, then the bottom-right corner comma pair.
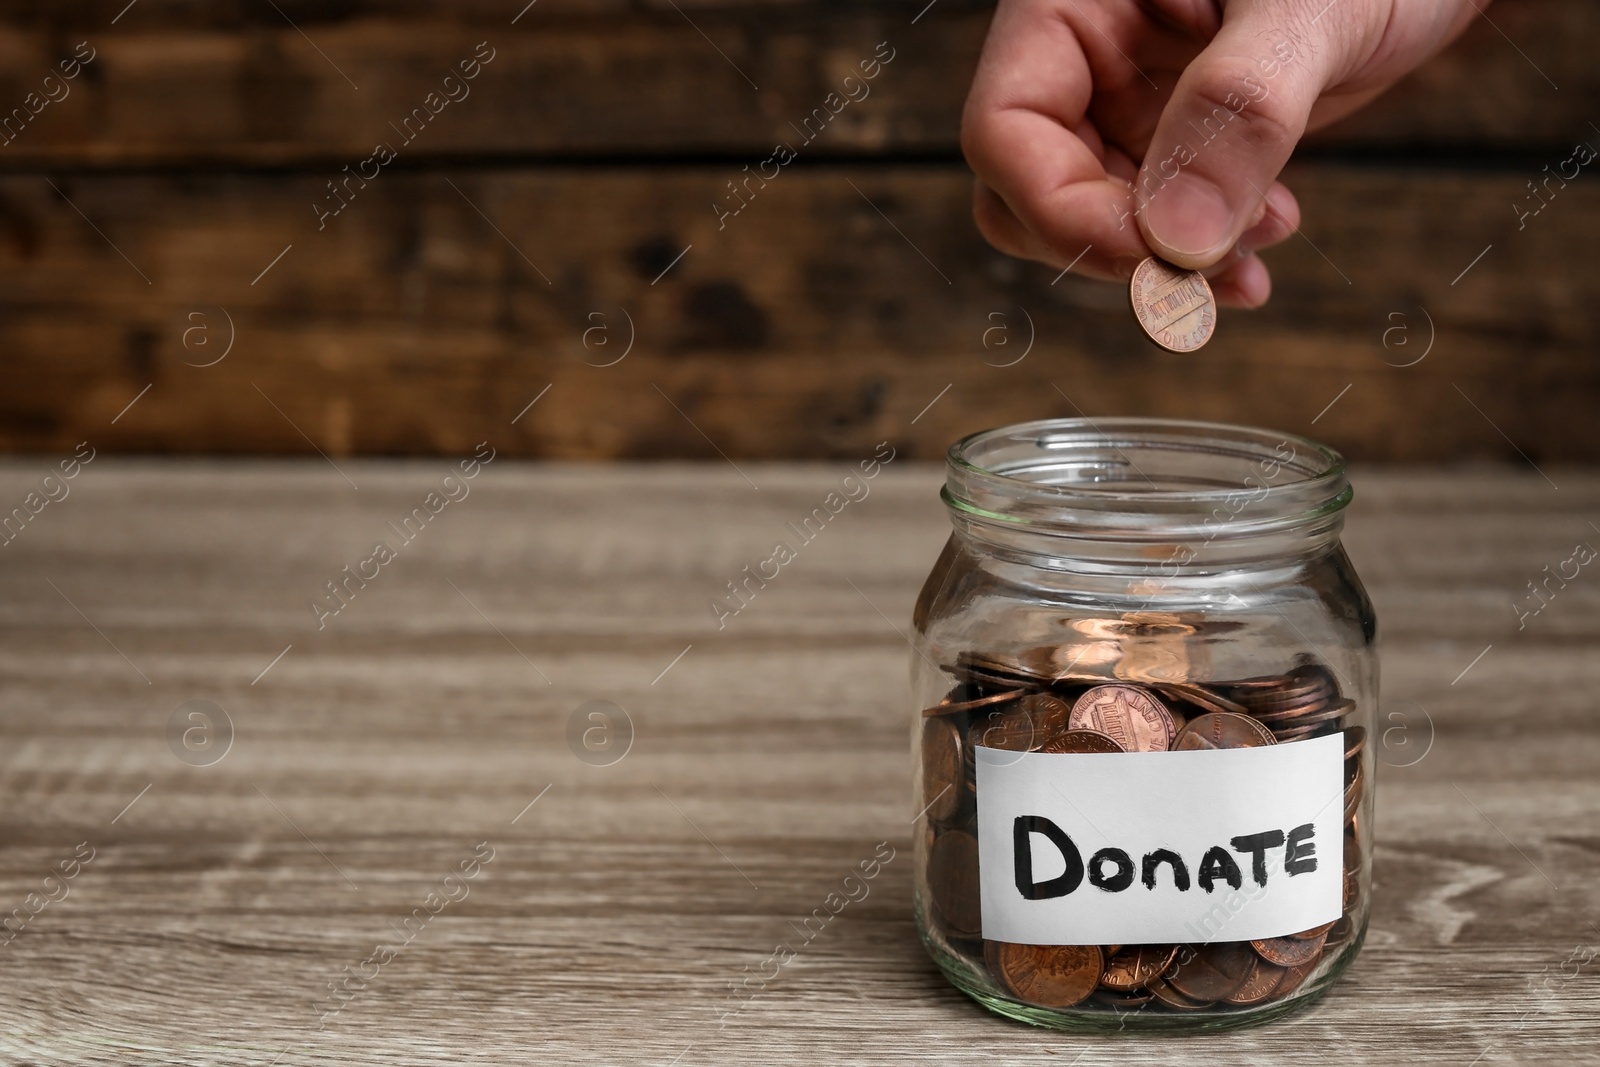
0,460 -> 1595,1064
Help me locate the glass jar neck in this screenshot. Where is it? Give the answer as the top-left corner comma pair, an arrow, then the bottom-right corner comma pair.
943,418 -> 1351,575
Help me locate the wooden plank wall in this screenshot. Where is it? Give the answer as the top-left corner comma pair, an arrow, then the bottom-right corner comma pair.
0,0 -> 1595,462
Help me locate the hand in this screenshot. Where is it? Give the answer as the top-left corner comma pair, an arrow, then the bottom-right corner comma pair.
961,0 -> 1479,306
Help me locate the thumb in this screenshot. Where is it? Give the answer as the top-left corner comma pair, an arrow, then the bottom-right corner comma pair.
1135,7 -> 1343,268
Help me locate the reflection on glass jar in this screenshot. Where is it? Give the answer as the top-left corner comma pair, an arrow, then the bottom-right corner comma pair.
911,418 -> 1377,1032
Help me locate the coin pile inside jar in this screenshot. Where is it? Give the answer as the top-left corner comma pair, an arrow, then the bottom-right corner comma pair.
921,649 -> 1365,1013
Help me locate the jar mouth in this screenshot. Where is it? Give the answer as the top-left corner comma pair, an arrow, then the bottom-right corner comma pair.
944,417 -> 1350,546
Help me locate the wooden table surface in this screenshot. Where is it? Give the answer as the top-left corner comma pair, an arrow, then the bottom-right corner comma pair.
1,460 -> 1596,1065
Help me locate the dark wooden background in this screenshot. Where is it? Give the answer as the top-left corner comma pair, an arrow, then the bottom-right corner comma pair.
0,0 -> 1595,462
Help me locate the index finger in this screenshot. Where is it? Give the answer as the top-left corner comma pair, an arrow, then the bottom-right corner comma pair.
960,1 -> 1154,280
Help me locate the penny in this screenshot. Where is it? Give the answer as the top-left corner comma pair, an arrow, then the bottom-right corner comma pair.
1273,723 -> 1342,744
1251,931 -> 1327,968
1020,691 -> 1075,736
1344,761 -> 1364,823
1252,698 -> 1348,726
1153,680 -> 1249,716
1272,959 -> 1318,997
971,703 -> 1044,753
1172,711 -> 1277,751
1040,728 -> 1126,755
1164,941 -> 1256,1002
1273,723 -> 1344,745
991,943 -> 1104,1008
961,666 -> 1044,693
1221,955 -> 1287,1006
1129,257 -> 1216,353
1068,684 -> 1176,752
920,716 -> 966,824
1291,920 -> 1337,941
927,829 -> 981,938
968,693 -> 1077,757
1219,674 -> 1293,691
923,686 -> 1027,718
1148,976 -> 1214,1011
1344,724 -> 1366,761
956,650 -> 1052,686
1100,944 -> 1178,991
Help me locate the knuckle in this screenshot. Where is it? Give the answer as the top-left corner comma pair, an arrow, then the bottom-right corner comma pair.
1184,61 -> 1305,153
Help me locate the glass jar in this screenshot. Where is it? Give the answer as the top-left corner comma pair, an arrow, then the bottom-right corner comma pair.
911,418 -> 1376,1032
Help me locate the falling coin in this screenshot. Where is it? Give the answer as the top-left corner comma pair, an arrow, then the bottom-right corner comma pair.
1129,257 -> 1217,353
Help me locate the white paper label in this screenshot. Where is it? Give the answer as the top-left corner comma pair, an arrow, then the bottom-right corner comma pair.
976,733 -> 1344,945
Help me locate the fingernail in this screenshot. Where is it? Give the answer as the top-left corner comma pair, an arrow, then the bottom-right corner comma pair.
1143,174 -> 1234,262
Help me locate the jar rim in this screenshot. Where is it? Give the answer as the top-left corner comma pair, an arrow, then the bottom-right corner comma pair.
944,417 -> 1350,546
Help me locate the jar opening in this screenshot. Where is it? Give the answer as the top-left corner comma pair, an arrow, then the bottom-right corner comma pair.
944,418 -> 1350,549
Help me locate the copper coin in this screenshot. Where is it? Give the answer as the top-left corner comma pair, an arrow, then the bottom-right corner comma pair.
1221,955 -> 1287,1006
927,829 -> 981,938
1129,257 -> 1216,353
970,704 -> 1042,753
1273,723 -> 1342,745
1343,725 -> 1366,761
1252,699 -> 1345,726
1164,941 -> 1255,1001
1069,684 -> 1176,752
1172,711 -> 1277,751
920,716 -> 965,825
1290,920 -> 1337,941
1154,681 -> 1248,716
1272,959 -> 1318,997
1251,930 -> 1327,968
991,943 -> 1104,1008
971,692 -> 1075,754
1148,976 -> 1214,1011
1040,729 -> 1126,754
1020,691 -> 1075,739
1100,944 -> 1178,991
960,666 -> 1045,693
1253,702 -> 1334,726
1343,762 -> 1364,822
1219,674 -> 1292,691
955,650 -> 1051,685
922,686 -> 1026,718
